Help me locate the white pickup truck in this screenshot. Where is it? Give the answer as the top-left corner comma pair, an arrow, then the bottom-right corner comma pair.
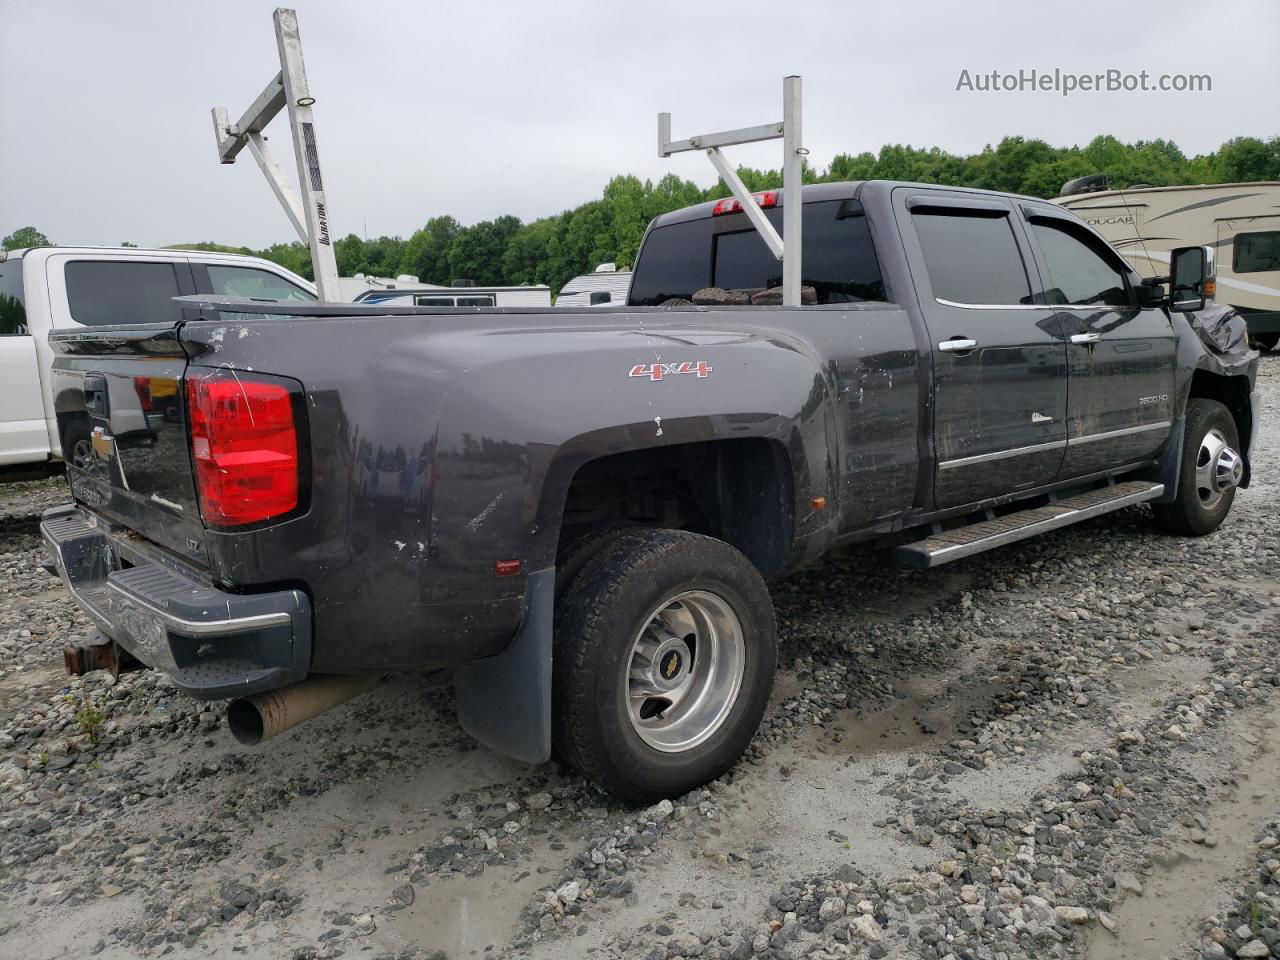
0,246 -> 315,479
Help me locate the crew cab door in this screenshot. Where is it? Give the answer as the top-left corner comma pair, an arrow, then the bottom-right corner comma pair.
895,189 -> 1069,508
1020,206 -> 1177,477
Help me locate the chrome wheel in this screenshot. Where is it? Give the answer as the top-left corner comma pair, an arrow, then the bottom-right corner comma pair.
625,590 -> 746,753
71,439 -> 93,469
1194,427 -> 1242,510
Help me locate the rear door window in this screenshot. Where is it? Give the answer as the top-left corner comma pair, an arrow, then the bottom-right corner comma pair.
911,209 -> 1032,305
206,265 -> 315,300
0,259 -> 27,335
64,261 -> 185,326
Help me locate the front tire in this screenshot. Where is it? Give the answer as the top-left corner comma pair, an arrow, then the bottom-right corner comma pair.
552,529 -> 776,803
1250,331 -> 1278,351
1152,398 -> 1242,536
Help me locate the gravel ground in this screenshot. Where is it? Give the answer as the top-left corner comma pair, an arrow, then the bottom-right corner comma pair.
0,354 -> 1277,960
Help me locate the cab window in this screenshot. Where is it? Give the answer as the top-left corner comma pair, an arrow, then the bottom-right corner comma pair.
911,208 -> 1032,305
206,265 -> 315,301
65,261 -> 184,326
1029,218 -> 1132,307
0,259 -> 26,335
629,199 -> 886,305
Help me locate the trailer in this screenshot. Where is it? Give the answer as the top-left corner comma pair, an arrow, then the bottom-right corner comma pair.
1054,178 -> 1280,349
354,283 -> 551,308
554,263 -> 633,307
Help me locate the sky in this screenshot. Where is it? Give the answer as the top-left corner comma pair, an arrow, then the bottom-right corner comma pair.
2,0 -> 1277,250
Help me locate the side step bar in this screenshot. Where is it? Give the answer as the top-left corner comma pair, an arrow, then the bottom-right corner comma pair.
896,481 -> 1164,568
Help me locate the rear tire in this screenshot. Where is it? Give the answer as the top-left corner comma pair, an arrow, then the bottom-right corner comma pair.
554,525 -> 635,600
1152,398 -> 1242,536
552,529 -> 776,803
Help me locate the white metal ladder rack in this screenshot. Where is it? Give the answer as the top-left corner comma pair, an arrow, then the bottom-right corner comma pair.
658,76 -> 806,306
210,7 -> 341,302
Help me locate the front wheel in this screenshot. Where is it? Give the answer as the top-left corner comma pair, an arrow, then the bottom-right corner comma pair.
1250,331 -> 1278,351
1152,398 -> 1243,536
552,529 -> 776,803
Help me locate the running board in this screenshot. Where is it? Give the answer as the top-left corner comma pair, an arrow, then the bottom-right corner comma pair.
896,481 -> 1164,568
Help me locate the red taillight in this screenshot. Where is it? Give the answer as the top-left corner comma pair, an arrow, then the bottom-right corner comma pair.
186,373 -> 299,527
133,376 -> 154,412
712,191 -> 778,216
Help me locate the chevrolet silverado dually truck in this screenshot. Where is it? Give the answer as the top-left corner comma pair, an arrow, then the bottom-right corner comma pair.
39,181 -> 1260,802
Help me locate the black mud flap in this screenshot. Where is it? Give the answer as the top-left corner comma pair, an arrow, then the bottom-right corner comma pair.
454,567 -> 554,764
1148,414 -> 1186,504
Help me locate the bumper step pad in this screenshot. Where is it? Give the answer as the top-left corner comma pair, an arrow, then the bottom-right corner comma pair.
896,481 -> 1164,568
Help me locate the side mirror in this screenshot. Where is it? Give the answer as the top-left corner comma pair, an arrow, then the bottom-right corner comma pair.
1169,245 -> 1215,313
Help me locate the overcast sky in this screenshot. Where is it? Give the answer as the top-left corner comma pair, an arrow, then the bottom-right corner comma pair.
2,0 -> 1277,249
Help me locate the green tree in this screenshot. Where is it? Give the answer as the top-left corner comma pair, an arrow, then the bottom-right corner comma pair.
503,217 -> 561,285
2,226 -> 49,250
400,215 -> 461,284
168,134 -> 1280,296
1212,137 -> 1280,182
447,215 -> 521,286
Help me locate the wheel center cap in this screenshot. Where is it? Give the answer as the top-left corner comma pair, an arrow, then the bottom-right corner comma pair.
1215,447 -> 1244,491
650,639 -> 691,691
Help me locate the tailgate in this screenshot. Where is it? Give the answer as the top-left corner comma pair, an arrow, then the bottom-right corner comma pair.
49,323 -> 209,567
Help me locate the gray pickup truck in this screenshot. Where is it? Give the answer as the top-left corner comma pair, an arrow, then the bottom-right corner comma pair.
40,180 -> 1259,802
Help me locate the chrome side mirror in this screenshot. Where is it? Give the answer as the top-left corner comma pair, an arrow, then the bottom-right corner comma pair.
1169,245 -> 1215,313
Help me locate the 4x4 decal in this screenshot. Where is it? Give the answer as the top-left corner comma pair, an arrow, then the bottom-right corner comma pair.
628,361 -> 713,382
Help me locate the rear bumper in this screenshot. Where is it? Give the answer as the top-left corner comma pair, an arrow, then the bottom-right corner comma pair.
40,504 -> 311,700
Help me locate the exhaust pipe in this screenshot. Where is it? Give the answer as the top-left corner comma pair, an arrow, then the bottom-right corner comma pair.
227,674 -> 381,745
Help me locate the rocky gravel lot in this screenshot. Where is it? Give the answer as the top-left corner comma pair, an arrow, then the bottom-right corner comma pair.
1,355 -> 1277,960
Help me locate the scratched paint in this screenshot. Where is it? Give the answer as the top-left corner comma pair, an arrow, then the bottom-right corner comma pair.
467,492 -> 505,532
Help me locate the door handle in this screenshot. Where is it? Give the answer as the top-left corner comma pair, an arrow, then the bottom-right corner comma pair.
1070,332 -> 1101,344
938,338 -> 977,353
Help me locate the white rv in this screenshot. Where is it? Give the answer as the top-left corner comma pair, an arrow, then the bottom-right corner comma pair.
1054,178 -> 1280,349
352,280 -> 551,308
555,263 -> 633,307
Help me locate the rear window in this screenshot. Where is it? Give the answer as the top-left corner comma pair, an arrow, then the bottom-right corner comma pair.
1233,231 -> 1280,274
0,258 -> 26,335
65,260 -> 183,326
629,199 -> 886,306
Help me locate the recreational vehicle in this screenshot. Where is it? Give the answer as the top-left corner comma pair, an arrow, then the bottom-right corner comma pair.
353,280 -> 552,308
554,262 -> 633,307
1054,178 -> 1280,349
